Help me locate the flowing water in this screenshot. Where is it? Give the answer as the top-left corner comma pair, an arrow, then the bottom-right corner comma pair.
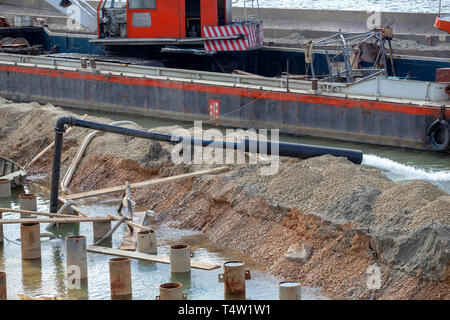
235,0 -> 449,13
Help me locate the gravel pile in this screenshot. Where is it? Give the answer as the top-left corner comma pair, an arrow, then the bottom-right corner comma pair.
373,180 -> 447,224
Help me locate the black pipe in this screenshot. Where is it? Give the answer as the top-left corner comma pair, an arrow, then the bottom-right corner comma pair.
49,116 -> 363,213
245,139 -> 363,165
50,124 -> 66,214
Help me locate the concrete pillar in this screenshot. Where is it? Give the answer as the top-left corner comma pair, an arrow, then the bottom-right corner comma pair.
66,235 -> 88,280
0,211 -> 3,245
278,281 -> 301,300
156,282 -> 186,300
218,261 -> 251,295
0,271 -> 6,300
20,223 -> 41,260
92,220 -> 111,241
169,244 -> 193,273
0,179 -> 11,198
109,257 -> 132,297
19,193 -> 37,218
137,230 -> 157,254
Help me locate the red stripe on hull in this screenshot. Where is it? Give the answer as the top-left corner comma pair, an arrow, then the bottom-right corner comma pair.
1,65 -> 447,119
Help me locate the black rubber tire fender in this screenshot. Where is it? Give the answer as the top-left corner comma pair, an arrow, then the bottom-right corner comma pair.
426,119 -> 450,151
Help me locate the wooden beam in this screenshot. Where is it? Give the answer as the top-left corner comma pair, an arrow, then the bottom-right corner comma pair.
87,245 -> 220,270
0,217 -> 111,224
61,166 -> 229,201
0,207 -> 77,218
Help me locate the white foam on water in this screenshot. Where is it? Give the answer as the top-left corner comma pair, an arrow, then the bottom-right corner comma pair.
362,154 -> 450,182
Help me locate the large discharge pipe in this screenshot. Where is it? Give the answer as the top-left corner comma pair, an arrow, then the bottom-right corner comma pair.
49,117 -> 363,213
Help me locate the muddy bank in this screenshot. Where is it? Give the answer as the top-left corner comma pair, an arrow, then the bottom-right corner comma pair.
0,100 -> 448,299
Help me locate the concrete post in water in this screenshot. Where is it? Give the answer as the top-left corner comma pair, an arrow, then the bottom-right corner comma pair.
0,271 -> 6,300
66,236 -> 88,280
156,282 -> 187,300
93,220 -> 112,241
218,261 -> 251,295
20,223 -> 41,260
137,230 -> 157,254
0,179 -> 11,198
278,281 -> 301,300
109,257 -> 132,297
169,244 -> 193,273
19,194 -> 37,218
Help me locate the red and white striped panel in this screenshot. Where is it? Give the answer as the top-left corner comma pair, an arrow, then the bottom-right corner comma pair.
203,22 -> 263,52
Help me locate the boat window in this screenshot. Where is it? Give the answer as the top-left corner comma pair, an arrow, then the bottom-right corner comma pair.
129,0 -> 157,9
102,0 -> 127,8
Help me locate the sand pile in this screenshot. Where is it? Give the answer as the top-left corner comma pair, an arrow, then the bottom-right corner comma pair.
1,101 -> 449,299
373,180 -> 448,227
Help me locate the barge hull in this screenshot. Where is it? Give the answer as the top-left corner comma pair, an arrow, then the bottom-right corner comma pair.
0,63 -> 448,151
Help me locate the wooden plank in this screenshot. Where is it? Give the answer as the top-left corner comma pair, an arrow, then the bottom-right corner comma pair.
120,211 -> 146,251
87,245 -> 220,270
0,217 -> 111,224
61,166 -> 229,201
0,207 -> 77,218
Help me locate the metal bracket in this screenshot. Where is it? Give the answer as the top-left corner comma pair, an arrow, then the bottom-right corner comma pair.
245,270 -> 251,280
218,273 -> 225,283
190,251 -> 195,258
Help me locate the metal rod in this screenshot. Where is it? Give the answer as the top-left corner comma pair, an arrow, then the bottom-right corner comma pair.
50,129 -> 64,213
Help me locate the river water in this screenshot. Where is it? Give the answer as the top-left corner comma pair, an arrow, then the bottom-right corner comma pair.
235,0 -> 449,13
0,184 -> 326,300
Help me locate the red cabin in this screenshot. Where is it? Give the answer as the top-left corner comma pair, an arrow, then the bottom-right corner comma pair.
95,0 -> 262,51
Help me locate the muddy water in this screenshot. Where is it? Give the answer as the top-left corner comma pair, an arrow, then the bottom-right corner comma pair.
0,181 -> 326,300
64,107 -> 450,193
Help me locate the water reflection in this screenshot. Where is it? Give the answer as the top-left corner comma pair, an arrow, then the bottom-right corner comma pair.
21,258 -> 42,292
51,245 -> 67,298
137,260 -> 157,270
48,223 -> 80,238
67,278 -> 89,300
171,272 -> 191,291
0,243 -> 4,271
111,294 -> 132,300
225,292 -> 246,300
